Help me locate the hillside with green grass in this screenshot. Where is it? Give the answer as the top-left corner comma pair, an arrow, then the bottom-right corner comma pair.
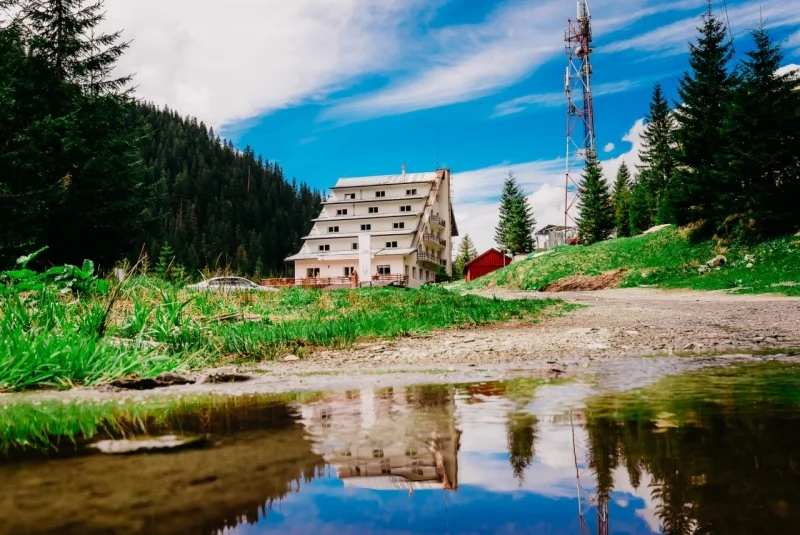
468,227 -> 800,296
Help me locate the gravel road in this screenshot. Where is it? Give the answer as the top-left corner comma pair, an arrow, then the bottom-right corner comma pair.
273,287 -> 800,373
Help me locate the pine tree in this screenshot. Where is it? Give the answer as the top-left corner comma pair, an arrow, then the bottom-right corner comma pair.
612,162 -> 632,237
495,172 -> 536,254
453,234 -> 478,277
723,24 -> 800,233
506,412 -> 537,486
576,154 -> 614,245
629,177 -> 652,236
638,83 -> 676,223
671,0 -> 734,226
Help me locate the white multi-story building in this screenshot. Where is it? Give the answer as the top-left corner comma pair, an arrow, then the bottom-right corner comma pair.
285,167 -> 457,288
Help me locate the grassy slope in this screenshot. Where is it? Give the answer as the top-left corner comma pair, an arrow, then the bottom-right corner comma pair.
0,281 -> 562,391
468,227 -> 800,295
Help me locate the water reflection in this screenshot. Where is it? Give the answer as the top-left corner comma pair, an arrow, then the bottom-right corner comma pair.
1,363 -> 800,534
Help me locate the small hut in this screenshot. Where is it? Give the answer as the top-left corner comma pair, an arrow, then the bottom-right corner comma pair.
464,248 -> 513,282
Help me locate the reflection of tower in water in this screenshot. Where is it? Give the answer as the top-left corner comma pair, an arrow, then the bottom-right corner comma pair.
299,385 -> 461,492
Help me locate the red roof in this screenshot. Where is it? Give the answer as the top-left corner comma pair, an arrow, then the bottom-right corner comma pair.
463,248 -> 512,269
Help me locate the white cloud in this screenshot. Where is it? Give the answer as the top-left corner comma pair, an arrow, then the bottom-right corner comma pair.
787,30 -> 800,53
492,81 -> 640,118
605,0 -> 800,57
103,0 -> 432,128
322,0 -> 691,123
604,142 -> 616,153
453,119 -> 645,253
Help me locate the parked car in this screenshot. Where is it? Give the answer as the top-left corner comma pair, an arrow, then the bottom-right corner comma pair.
186,276 -> 276,292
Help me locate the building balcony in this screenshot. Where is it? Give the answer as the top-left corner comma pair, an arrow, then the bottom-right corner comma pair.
429,214 -> 446,228
417,251 -> 446,267
423,233 -> 446,248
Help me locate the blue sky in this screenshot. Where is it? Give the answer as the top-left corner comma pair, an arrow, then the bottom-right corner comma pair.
109,0 -> 800,251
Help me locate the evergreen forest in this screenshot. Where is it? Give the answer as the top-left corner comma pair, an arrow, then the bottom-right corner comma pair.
0,0 -> 322,277
579,1 -> 800,244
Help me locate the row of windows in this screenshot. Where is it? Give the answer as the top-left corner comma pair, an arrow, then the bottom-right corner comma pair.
307,265 -> 434,281
342,189 -> 418,201
319,241 -> 402,251
330,205 -> 415,217
327,222 -> 407,233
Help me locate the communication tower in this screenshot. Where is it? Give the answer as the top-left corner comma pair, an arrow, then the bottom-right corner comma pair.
564,0 -> 596,228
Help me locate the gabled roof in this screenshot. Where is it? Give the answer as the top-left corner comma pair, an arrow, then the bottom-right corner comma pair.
463,248 -> 512,270
333,172 -> 436,189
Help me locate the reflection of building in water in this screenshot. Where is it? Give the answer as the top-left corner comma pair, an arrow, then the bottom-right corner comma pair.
299,386 -> 461,491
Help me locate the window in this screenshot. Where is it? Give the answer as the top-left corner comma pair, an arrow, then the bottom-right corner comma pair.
344,267 -> 355,276
318,244 -> 330,251
378,265 -> 391,275
406,188 -> 417,195
336,209 -> 348,216
368,206 -> 379,214
412,267 -> 417,279
400,205 -> 412,212
360,224 -> 372,231
344,193 -> 356,200
393,222 -> 405,229
385,241 -> 398,248
328,226 -> 339,233
306,268 -> 320,277
352,242 -> 358,250
375,191 -> 386,198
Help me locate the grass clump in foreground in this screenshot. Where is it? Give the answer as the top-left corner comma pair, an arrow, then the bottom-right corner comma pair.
469,226 -> 800,295
0,277 -> 561,392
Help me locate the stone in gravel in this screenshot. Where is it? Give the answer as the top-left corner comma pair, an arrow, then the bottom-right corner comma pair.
765,337 -> 778,343
283,354 -> 300,362
625,330 -> 640,336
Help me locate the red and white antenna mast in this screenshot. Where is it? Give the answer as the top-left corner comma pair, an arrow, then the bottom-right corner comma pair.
564,0 -> 596,228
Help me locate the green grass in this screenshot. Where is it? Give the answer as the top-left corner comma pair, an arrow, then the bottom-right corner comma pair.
468,226 -> 800,295
0,279 -> 562,392
0,390 -> 324,457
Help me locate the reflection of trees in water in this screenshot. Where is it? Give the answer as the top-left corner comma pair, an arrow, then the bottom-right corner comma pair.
506,412 -> 538,485
585,397 -> 800,534
406,384 -> 453,408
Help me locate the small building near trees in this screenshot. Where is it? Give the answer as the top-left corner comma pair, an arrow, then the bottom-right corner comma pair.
463,248 -> 512,282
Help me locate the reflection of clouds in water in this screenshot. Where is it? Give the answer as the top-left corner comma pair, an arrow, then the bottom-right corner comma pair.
455,382 -> 662,534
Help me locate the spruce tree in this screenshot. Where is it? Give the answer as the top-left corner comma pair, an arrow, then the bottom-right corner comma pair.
638,83 -> 676,223
612,162 -> 632,238
576,153 -> 614,245
671,0 -> 734,226
453,234 -> 478,277
723,24 -> 800,233
629,177 -> 652,235
495,172 -> 536,254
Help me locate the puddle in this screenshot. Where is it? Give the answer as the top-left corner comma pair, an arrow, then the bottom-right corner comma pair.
2,360 -> 800,534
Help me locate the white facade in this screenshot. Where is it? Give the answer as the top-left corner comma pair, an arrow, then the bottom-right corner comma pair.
286,168 -> 458,288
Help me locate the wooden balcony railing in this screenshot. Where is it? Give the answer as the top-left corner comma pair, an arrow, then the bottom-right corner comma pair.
429,214 -> 446,227
261,275 -> 409,288
417,251 -> 446,266
423,233 -> 446,247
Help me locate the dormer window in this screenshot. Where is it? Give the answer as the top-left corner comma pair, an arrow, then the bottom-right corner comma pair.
328,226 -> 339,233
400,205 -> 412,212
336,209 -> 348,216
344,193 -> 356,200
368,207 -> 379,214
406,189 -> 417,195
385,241 -> 398,248
360,224 -> 372,231
375,191 -> 386,198
318,244 -> 330,251
393,222 -> 405,229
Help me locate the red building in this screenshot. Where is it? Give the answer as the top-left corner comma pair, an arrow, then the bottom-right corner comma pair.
463,248 -> 513,282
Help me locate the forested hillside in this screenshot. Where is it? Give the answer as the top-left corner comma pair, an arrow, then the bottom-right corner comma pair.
136,105 -> 322,276
0,0 -> 320,276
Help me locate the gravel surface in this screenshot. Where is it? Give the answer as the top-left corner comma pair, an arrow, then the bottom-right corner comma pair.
269,287 -> 800,373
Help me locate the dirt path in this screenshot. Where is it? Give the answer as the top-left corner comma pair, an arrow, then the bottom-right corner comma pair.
271,288 -> 800,374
